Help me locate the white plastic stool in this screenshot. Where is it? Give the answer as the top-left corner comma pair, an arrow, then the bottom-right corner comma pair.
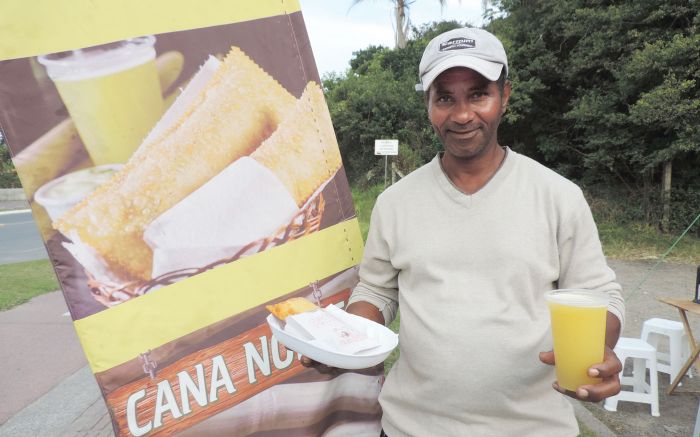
604,337 -> 660,417
641,317 -> 692,383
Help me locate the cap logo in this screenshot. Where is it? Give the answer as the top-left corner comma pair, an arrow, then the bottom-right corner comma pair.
439,37 -> 475,51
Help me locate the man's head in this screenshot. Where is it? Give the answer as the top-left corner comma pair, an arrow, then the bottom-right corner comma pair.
417,27 -> 508,95
418,28 -> 511,161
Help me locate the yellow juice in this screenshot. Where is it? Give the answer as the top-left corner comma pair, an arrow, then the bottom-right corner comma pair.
547,291 -> 608,392
54,59 -> 163,165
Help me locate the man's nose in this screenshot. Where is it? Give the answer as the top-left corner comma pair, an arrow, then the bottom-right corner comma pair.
451,99 -> 474,124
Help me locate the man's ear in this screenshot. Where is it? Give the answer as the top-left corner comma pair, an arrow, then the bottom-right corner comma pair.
501,81 -> 512,115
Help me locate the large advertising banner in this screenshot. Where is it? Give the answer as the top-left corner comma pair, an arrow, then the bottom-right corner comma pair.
0,1 -> 382,435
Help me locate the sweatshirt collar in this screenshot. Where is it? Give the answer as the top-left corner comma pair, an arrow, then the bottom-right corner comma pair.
432,146 -> 516,208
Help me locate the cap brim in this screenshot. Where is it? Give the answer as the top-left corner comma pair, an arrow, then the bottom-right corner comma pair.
419,56 -> 503,92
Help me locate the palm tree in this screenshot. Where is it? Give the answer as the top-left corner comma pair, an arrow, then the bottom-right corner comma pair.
350,0 -> 448,49
350,1 -> 496,49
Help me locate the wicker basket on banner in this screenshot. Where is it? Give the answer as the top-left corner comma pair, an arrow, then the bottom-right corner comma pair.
87,193 -> 326,307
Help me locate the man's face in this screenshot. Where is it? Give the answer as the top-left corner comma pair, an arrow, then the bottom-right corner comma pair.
427,67 -> 510,161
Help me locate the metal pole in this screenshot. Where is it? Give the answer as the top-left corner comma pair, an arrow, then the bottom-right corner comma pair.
384,155 -> 388,188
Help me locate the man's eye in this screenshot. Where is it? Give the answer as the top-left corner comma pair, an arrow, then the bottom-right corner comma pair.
436,95 -> 452,103
471,91 -> 488,99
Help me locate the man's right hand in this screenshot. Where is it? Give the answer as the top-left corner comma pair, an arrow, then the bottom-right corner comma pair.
299,356 -> 341,375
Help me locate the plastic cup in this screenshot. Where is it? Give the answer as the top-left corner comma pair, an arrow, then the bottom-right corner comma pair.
545,289 -> 609,391
34,164 -> 123,223
38,36 -> 164,165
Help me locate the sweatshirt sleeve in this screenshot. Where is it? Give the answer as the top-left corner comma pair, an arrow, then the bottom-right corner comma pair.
557,189 -> 625,331
348,195 -> 400,325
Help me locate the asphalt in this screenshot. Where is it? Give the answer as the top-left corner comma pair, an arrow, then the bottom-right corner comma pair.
0,199 -> 698,436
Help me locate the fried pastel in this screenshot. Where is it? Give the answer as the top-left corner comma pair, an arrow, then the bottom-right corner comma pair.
251,82 -> 342,207
55,47 -> 296,282
266,297 -> 320,321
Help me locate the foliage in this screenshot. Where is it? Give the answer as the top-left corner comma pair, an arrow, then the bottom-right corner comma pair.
0,138 -> 21,188
0,259 -> 59,311
488,0 -> 700,231
326,1 -> 700,233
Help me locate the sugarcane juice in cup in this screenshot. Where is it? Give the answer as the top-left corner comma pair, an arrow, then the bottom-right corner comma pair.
38,36 -> 164,165
545,289 -> 609,391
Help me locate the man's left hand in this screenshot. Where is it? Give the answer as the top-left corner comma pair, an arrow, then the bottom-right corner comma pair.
539,346 -> 622,402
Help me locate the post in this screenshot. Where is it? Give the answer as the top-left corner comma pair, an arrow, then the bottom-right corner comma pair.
661,160 -> 672,232
384,155 -> 388,188
375,139 -> 398,189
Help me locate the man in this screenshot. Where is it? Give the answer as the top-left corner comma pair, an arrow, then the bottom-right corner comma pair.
307,27 -> 625,436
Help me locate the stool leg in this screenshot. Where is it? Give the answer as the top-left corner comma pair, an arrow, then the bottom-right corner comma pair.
649,355 -> 660,417
603,395 -> 619,412
670,333 -> 684,383
632,357 -> 646,393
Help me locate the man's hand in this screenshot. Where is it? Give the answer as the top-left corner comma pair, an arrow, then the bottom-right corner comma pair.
299,355 -> 342,375
539,346 -> 622,402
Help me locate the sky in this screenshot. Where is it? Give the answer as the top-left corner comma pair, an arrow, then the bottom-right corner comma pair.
298,0 -> 486,77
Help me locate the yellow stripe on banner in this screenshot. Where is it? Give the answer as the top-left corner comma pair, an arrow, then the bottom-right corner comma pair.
0,0 -> 301,60
74,219 -> 364,373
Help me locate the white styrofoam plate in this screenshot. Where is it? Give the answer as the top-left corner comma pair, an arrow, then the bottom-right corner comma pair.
266,310 -> 399,369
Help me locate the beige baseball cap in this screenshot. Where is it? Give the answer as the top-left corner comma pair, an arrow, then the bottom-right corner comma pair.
416,27 -> 508,92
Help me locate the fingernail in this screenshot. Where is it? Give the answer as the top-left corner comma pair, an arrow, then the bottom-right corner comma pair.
578,389 -> 589,399
589,368 -> 600,377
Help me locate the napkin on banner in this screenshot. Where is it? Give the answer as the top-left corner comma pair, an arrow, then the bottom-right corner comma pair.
144,156 -> 300,277
285,305 -> 381,355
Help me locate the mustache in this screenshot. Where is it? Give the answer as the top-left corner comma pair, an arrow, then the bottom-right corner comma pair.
444,122 -> 479,132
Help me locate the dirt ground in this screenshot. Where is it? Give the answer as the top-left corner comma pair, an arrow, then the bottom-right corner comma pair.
584,259 -> 700,437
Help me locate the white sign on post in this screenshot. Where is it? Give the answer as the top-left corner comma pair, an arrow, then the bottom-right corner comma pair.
374,139 -> 399,156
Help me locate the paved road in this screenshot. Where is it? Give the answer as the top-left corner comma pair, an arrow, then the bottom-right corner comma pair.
0,210 -> 49,264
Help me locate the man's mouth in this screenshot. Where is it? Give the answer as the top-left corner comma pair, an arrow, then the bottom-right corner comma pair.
448,128 -> 479,139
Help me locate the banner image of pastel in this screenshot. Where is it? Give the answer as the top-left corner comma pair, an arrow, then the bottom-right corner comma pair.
55,47 -> 342,306
0,1 -> 379,436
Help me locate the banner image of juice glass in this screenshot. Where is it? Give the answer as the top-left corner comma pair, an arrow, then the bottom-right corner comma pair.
38,36 -> 164,165
545,289 -> 609,391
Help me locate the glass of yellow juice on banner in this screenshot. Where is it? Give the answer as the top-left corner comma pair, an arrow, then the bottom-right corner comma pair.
545,289 -> 609,392
38,36 -> 164,165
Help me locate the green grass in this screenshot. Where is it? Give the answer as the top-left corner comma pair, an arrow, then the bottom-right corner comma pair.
351,184 -> 384,240
0,259 -> 59,311
598,221 -> 700,263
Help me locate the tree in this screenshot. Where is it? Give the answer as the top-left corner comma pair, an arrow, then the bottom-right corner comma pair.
0,136 -> 21,188
488,0 -> 700,232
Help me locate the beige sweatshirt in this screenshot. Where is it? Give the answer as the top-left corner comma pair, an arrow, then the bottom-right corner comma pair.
349,149 -> 624,437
